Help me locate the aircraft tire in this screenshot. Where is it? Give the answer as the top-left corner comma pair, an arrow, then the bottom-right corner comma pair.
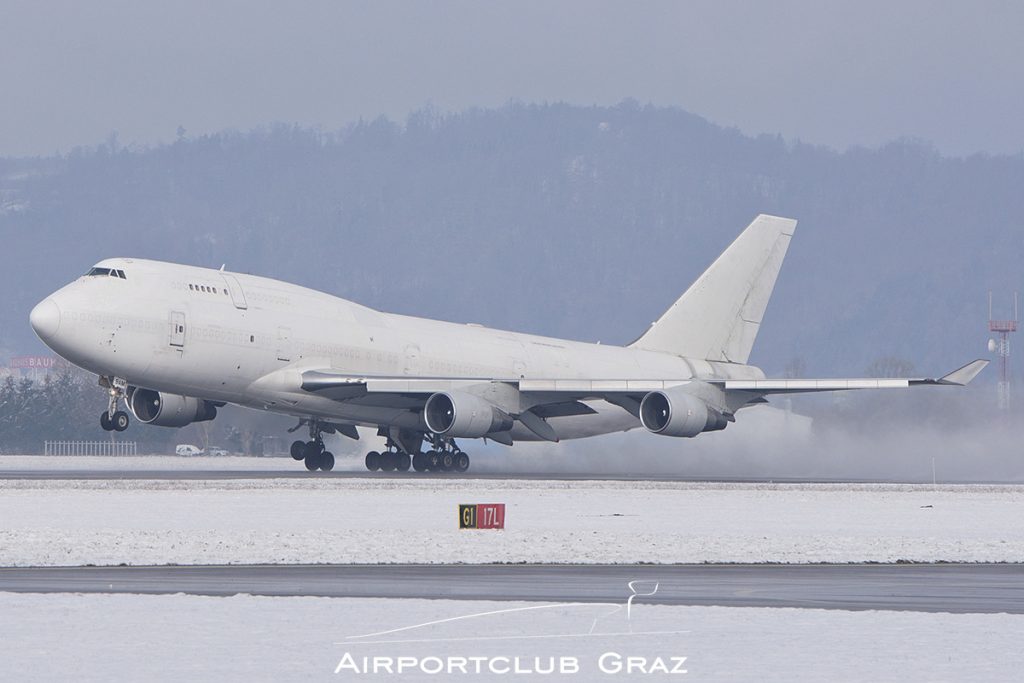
441,451 -> 455,471
112,411 -> 130,432
290,440 -> 306,461
396,452 -> 411,471
319,451 -> 335,472
365,451 -> 380,471
455,452 -> 470,472
427,451 -> 441,471
412,453 -> 426,472
100,411 -> 114,432
379,451 -> 396,472
304,451 -> 322,471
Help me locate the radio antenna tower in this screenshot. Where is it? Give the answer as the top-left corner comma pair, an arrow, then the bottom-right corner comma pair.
988,292 -> 1018,411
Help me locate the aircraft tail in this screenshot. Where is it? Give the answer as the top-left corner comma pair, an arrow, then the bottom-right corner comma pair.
629,214 -> 797,364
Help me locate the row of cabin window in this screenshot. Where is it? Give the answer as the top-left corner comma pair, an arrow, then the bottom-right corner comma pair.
190,283 -> 229,296
86,267 -> 126,279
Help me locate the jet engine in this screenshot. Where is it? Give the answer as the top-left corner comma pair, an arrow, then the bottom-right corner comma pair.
128,388 -> 218,428
423,391 -> 512,438
639,387 -> 729,437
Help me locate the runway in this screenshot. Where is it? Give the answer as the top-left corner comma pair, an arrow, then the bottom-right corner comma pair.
2,468 -> 1019,484
1,563 -> 1021,614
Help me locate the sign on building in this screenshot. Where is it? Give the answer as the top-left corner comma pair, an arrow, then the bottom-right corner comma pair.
10,355 -> 62,370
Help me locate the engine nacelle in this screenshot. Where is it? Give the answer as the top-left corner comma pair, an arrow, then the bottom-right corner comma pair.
639,388 -> 727,438
423,391 -> 512,438
129,388 -> 218,428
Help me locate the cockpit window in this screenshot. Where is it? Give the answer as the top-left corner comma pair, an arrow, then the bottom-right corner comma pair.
84,267 -> 127,279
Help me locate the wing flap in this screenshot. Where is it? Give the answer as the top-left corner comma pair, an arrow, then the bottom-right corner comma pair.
518,409 -> 559,442
519,379 -> 690,393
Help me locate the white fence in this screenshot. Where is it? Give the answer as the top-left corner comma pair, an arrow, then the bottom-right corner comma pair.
43,440 -> 138,456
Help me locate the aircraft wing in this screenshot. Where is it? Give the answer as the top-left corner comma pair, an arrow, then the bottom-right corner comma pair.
297,359 -> 986,441
709,359 -> 989,395
300,359 -> 988,399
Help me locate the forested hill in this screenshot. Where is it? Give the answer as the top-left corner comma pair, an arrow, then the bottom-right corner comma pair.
2,102 -> 1022,377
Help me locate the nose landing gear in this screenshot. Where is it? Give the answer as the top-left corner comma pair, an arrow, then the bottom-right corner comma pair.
99,376 -> 130,432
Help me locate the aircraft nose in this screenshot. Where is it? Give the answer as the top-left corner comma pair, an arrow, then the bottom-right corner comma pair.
30,298 -> 61,341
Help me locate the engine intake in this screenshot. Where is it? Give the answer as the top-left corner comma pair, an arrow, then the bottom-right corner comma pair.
424,391 -> 512,438
639,388 -> 728,438
129,388 -> 218,428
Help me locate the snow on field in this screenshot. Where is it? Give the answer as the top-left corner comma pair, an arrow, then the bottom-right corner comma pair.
0,454 -> 297,471
1,476 -> 1022,566
0,592 -> 1021,682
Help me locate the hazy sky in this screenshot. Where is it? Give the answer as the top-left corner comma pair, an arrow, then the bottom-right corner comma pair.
2,0 -> 1022,157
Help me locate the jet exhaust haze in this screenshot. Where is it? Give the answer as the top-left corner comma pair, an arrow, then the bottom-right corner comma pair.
468,388 -> 1022,483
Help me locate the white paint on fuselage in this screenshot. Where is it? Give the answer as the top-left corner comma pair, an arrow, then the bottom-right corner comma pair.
34,258 -> 766,441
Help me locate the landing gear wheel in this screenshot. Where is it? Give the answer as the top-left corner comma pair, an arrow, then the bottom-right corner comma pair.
412,453 -> 427,472
100,411 -> 114,432
396,452 -> 411,472
365,451 -> 380,471
306,440 -> 324,456
112,411 -> 130,432
441,451 -> 455,471
379,451 -> 396,472
427,451 -> 441,471
319,452 -> 335,472
454,452 -> 470,472
304,451 -> 322,471
290,440 -> 306,461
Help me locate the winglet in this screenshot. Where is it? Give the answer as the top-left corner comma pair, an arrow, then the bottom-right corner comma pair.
938,359 -> 989,386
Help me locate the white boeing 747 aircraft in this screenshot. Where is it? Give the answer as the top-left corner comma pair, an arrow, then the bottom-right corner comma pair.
29,215 -> 986,472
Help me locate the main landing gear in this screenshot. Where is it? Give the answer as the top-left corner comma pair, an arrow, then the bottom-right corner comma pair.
99,376 -> 130,432
289,420 -> 335,472
364,446 -> 411,473
364,436 -> 470,474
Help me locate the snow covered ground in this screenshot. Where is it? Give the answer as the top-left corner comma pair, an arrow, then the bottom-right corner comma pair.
0,454 -> 298,471
1,475 -> 1022,565
0,592 -> 1020,681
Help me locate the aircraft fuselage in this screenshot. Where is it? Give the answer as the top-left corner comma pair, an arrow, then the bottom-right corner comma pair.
31,258 -> 764,441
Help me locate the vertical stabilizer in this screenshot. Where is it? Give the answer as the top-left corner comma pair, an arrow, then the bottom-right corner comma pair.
630,214 -> 797,364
